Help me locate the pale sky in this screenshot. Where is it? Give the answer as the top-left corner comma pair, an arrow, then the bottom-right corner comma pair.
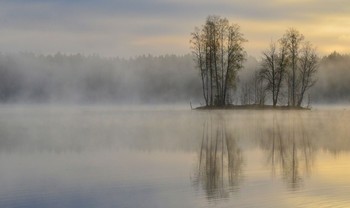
0,0 -> 349,58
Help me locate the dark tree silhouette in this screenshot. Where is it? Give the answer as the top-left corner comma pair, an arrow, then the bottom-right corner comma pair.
260,41 -> 288,106
191,15 -> 247,106
281,28 -> 304,106
297,42 -> 318,106
256,28 -> 318,107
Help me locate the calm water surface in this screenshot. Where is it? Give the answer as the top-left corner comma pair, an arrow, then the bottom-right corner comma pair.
1,105 -> 350,207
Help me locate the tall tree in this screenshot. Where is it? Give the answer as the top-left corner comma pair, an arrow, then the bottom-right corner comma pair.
257,28 -> 318,107
223,23 -> 246,105
260,42 -> 278,106
191,27 -> 208,106
260,41 -> 288,106
297,42 -> 318,106
281,28 -> 304,106
191,15 -> 246,106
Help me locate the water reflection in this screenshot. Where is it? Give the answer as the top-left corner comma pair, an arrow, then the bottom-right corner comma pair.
193,111 -> 322,198
259,113 -> 316,190
192,115 -> 244,199
2,107 -> 350,207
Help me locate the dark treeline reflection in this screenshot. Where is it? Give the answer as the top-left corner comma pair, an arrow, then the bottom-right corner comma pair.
192,115 -> 244,199
258,114 -> 316,190
192,110 -> 350,197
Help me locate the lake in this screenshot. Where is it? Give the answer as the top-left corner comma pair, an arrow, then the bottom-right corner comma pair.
1,105 -> 350,207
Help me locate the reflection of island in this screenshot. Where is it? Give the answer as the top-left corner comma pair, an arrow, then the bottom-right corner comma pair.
259,113 -> 315,190
192,116 -> 244,199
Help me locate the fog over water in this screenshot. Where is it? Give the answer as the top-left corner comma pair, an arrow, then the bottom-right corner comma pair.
0,52 -> 349,105
1,50 -> 350,207
1,106 -> 350,207
0,53 -> 200,104
1,0 -> 350,207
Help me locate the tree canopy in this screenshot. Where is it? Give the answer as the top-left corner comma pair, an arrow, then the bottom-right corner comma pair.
191,15 -> 247,106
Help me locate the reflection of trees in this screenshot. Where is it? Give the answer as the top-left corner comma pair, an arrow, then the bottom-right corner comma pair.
260,113 -> 315,190
192,116 -> 244,199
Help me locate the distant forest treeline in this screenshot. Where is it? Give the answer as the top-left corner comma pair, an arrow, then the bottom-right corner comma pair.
0,53 -> 201,104
311,52 -> 350,103
0,52 -> 349,104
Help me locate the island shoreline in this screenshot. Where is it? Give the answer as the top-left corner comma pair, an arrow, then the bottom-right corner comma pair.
195,104 -> 310,110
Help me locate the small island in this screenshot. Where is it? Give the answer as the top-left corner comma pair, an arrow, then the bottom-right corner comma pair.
191,16 -> 317,110
195,104 -> 310,110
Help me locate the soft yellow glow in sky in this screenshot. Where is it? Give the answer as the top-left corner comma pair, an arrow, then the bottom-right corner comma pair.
230,14 -> 350,57
0,0 -> 349,57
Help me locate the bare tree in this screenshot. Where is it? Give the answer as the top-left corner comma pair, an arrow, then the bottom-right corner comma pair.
260,42 -> 277,106
297,42 -> 318,106
191,27 -> 208,106
223,24 -> 247,105
240,81 -> 252,105
281,28 -> 304,106
253,70 -> 266,105
191,15 -> 246,107
260,41 -> 288,106
241,70 -> 265,105
257,28 -> 318,107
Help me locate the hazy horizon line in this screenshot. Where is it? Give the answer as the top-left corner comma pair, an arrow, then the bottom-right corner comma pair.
1,50 -> 349,61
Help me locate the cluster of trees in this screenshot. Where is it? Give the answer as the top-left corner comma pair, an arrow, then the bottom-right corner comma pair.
1,25 -> 350,105
192,16 -> 319,107
191,16 -> 246,106
237,52 -> 350,106
255,28 -> 318,107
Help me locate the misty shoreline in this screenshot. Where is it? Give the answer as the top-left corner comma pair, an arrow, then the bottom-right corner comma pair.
195,104 -> 309,110
0,52 -> 349,105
